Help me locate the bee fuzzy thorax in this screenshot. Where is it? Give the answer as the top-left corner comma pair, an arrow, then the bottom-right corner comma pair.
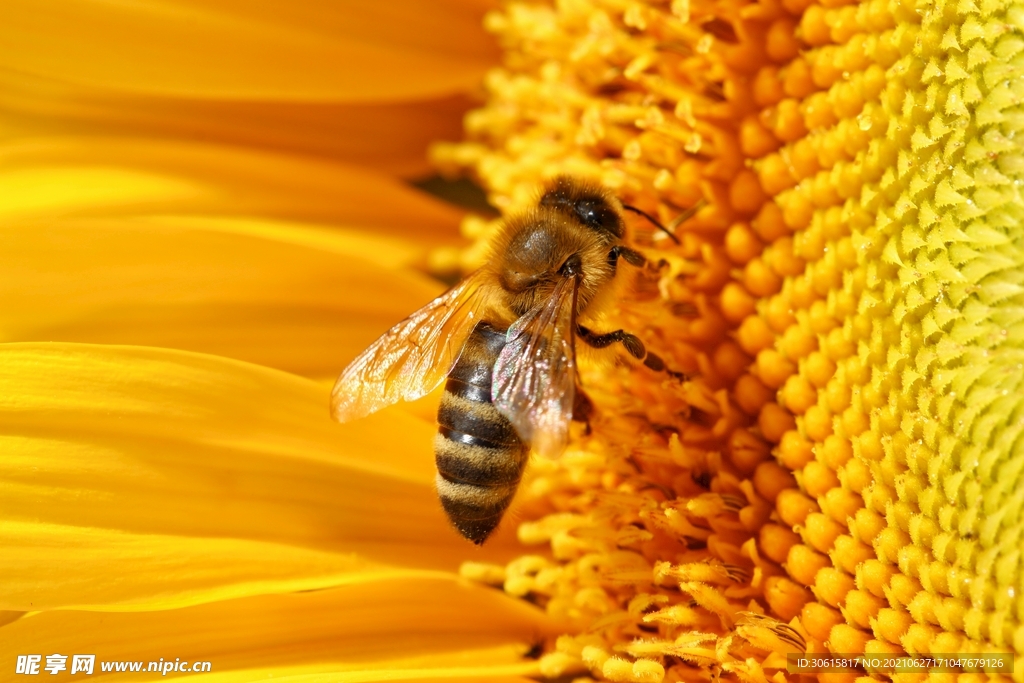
488,208 -> 617,319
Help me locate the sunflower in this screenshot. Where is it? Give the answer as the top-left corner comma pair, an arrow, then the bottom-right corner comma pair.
2,0 -> 1022,681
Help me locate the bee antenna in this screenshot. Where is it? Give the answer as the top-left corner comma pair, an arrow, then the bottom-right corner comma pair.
621,204 -> 680,244
622,200 -> 707,244
666,198 -> 706,233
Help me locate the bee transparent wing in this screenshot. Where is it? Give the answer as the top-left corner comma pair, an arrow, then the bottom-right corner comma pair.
492,276 -> 578,459
331,270 -> 491,422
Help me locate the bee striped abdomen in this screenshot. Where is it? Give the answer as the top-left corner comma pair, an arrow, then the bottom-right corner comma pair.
435,322 -> 528,544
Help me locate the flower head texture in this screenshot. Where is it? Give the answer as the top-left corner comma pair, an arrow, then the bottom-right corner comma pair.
2,0 -> 1024,682
432,0 -> 1024,679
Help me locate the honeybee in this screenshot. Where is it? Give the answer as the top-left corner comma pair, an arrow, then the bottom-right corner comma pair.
331,177 -> 677,544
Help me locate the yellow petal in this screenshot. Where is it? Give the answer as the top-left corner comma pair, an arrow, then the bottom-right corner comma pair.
2,520 -> 443,612
0,137 -> 465,241
0,0 -> 499,101
193,662 -> 539,683
1,71 -> 475,176
0,612 -> 24,627
0,214 -> 443,379
196,667 -> 540,683
0,344 -> 526,610
0,576 -> 551,680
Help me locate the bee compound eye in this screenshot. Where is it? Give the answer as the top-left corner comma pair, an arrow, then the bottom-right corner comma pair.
573,199 -> 622,236
558,253 -> 583,277
574,199 -> 597,225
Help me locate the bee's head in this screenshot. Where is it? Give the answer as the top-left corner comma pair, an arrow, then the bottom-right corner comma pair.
538,176 -> 624,239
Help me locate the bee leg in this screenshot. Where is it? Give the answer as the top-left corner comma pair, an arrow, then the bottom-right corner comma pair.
571,386 -> 594,433
577,325 -> 645,355
577,325 -> 688,381
607,245 -> 647,274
